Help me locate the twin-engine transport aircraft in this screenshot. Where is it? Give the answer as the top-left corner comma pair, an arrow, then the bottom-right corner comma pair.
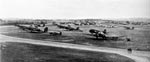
89,29 -> 124,40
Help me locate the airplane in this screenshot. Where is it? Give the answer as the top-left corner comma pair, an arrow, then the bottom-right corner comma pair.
65,26 -> 82,31
89,29 -> 107,34
124,26 -> 134,30
57,24 -> 68,29
15,24 -> 47,33
15,24 -> 62,35
57,24 -> 82,32
49,31 -> 62,35
89,29 -> 124,40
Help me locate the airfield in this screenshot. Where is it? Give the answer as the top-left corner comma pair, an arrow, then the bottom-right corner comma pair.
0,19 -> 150,62
1,22 -> 150,51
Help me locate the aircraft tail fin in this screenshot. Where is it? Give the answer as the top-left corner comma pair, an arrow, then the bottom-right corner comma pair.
44,27 -> 48,33
76,27 -> 80,30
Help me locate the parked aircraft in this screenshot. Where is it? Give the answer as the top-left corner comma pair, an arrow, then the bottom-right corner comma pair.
66,26 -> 82,31
57,24 -> 68,29
89,29 -> 124,40
89,29 -> 107,34
15,24 -> 47,33
15,24 -> 62,35
124,26 -> 134,30
57,24 -> 82,32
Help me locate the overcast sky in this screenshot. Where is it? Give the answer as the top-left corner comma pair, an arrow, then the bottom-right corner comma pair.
0,0 -> 150,19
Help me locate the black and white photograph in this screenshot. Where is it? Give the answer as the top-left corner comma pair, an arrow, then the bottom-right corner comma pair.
0,0 -> 150,62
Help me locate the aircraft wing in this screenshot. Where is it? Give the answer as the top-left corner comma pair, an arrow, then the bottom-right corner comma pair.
105,33 -> 124,38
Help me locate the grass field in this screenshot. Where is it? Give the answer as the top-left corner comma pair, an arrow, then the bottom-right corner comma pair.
0,24 -> 150,51
1,42 -> 134,62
